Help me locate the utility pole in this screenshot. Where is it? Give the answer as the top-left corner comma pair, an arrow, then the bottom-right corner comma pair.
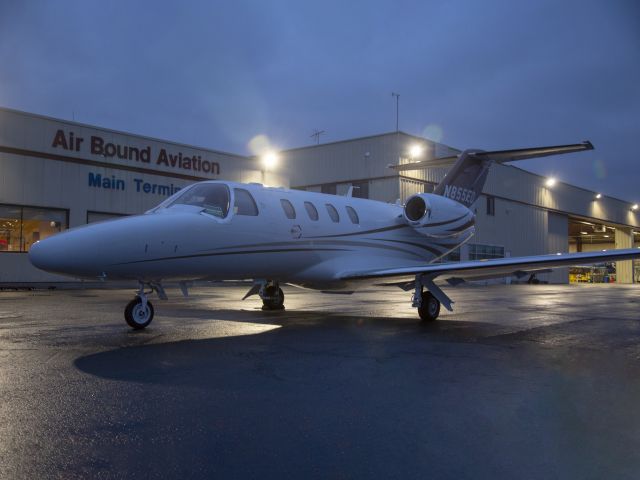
310,129 -> 326,145
391,92 -> 400,132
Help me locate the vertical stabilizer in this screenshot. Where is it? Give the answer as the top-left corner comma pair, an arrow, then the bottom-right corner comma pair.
433,150 -> 491,208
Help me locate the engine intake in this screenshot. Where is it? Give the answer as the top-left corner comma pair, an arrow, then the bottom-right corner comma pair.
404,195 -> 431,224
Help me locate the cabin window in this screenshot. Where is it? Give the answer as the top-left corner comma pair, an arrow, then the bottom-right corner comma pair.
168,183 -> 230,218
234,188 -> 258,216
304,202 -> 319,221
345,206 -> 359,224
325,204 -> 340,223
280,199 -> 296,219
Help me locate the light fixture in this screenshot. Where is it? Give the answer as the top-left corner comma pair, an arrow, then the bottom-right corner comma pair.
595,193 -> 602,199
632,204 -> 639,211
262,151 -> 279,170
409,144 -> 424,158
545,177 -> 556,188
604,235 -> 609,238
580,231 -> 588,235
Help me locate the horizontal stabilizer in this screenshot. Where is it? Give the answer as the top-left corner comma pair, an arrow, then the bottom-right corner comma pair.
390,141 -> 593,172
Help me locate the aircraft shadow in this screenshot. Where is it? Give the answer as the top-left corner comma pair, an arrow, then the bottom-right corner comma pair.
74,312 -> 500,388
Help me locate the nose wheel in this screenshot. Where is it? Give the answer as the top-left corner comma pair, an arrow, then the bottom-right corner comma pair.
124,284 -> 156,330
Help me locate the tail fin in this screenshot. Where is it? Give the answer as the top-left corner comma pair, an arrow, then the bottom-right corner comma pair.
431,142 -> 593,208
433,150 -> 491,207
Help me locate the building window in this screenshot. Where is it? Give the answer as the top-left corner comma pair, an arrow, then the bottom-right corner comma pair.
352,181 -> 369,199
233,188 -> 259,216
0,204 -> 68,252
87,211 -> 128,224
304,201 -> 319,221
280,199 -> 296,219
325,204 -> 340,223
321,184 -> 337,195
345,206 -> 359,224
486,195 -> 495,216
469,244 -> 504,261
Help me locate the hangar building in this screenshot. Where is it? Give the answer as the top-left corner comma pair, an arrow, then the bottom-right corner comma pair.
281,132 -> 640,284
1,107 -> 638,284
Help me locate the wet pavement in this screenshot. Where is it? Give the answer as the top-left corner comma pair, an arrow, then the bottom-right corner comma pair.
1,284 -> 640,479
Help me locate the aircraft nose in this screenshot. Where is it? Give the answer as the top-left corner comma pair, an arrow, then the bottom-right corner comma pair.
29,229 -> 96,276
29,235 -> 70,274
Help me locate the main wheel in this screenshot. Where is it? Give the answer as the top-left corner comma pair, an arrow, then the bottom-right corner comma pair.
262,286 -> 285,310
125,297 -> 154,329
418,291 -> 440,321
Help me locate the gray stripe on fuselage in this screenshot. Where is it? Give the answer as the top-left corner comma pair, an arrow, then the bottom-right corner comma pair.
111,247 -> 350,266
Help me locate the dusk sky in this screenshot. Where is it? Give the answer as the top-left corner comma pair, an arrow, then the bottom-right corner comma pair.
1,1 -> 638,201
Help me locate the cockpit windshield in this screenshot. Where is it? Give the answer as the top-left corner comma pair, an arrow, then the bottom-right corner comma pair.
166,183 -> 230,218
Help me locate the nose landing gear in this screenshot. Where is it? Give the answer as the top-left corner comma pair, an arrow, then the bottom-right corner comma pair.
125,282 -> 165,329
125,296 -> 154,329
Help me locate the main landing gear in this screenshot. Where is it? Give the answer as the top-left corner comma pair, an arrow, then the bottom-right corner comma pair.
125,282 -> 166,330
260,282 -> 285,310
411,274 -> 454,322
242,280 -> 285,310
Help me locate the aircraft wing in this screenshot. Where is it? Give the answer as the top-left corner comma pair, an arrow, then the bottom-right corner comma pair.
339,248 -> 639,283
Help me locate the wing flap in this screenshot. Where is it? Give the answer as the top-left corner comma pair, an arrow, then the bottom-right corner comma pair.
340,248 -> 639,282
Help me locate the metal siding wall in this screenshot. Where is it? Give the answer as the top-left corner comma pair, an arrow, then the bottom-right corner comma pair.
473,197 -> 548,258
547,212 -> 569,283
369,178 -> 399,203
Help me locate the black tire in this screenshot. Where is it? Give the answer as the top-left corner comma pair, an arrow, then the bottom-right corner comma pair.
418,292 -> 440,321
124,297 -> 154,329
262,286 -> 285,310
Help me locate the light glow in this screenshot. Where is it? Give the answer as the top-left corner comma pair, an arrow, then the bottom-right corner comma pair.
580,231 -> 588,235
545,177 -> 556,188
632,204 -> 639,211
409,144 -> 424,158
262,151 -> 279,170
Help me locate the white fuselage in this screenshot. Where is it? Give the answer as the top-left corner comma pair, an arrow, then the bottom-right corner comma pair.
29,181 -> 475,290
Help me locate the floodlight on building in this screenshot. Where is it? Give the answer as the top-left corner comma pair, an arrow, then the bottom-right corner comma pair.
595,193 -> 602,199
409,144 -> 424,159
545,177 -> 556,188
632,204 -> 639,211
262,151 -> 279,170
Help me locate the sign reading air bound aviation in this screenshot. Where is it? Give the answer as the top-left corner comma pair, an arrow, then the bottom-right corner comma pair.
51,129 -> 221,175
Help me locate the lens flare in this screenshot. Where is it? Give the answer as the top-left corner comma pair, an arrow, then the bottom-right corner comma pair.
592,158 -> 606,180
248,134 -> 271,156
421,124 -> 443,143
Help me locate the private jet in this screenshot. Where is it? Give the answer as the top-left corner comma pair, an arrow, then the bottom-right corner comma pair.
29,141 -> 640,329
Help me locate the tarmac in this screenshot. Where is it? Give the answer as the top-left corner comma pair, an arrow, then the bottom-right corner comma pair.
1,283 -> 640,479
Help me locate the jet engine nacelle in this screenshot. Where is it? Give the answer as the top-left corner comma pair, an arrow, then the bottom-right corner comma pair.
403,194 -> 433,226
403,193 -> 473,230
